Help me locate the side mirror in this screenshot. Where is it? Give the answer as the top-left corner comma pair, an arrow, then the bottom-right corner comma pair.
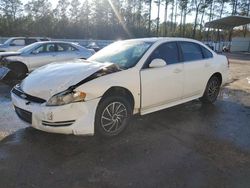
149,58 -> 167,68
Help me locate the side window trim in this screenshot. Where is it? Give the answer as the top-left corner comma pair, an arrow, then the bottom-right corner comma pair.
177,42 -> 183,62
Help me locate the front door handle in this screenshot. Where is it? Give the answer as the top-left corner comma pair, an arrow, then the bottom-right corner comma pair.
174,68 -> 182,73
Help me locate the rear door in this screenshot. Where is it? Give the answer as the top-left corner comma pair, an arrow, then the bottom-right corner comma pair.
55,43 -> 80,61
178,41 -> 213,98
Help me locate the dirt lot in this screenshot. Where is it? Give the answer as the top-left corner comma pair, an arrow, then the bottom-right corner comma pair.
0,53 -> 249,188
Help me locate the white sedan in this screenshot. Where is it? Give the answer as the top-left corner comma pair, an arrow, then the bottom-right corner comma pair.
11,38 -> 228,137
0,41 -> 94,80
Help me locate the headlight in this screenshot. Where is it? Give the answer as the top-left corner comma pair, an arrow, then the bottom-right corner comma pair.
46,90 -> 86,106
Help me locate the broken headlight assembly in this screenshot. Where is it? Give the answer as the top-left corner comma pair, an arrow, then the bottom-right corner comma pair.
46,90 -> 86,106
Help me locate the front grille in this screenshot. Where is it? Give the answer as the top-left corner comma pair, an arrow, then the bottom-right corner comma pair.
14,106 -> 32,124
42,120 -> 75,127
12,86 -> 46,104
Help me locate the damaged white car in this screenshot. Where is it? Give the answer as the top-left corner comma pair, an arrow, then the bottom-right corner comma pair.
11,38 -> 228,137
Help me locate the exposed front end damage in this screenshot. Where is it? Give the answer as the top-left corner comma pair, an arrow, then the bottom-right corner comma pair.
11,90 -> 101,135
11,61 -> 123,135
0,53 -> 22,82
69,63 -> 121,90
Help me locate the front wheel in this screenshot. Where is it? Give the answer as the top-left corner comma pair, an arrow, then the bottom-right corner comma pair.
200,76 -> 221,104
95,96 -> 132,137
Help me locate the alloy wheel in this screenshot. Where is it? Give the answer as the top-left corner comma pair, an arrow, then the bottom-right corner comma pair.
101,102 -> 128,133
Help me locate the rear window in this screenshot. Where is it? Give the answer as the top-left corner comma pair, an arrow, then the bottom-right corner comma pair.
25,39 -> 38,45
40,38 -> 50,41
179,42 -> 203,62
57,43 -> 78,52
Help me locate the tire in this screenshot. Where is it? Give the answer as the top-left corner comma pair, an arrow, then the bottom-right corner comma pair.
200,76 -> 221,104
95,96 -> 132,137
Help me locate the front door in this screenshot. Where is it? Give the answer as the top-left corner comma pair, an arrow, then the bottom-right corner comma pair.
26,43 -> 58,71
140,42 -> 184,114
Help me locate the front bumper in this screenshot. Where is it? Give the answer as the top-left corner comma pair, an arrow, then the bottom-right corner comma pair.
11,92 -> 100,135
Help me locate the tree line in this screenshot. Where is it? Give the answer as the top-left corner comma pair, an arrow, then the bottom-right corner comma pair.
0,0 -> 249,40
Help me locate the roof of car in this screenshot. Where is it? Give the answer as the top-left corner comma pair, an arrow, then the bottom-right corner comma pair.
122,37 -> 202,43
32,41 -> 75,45
9,37 -> 49,39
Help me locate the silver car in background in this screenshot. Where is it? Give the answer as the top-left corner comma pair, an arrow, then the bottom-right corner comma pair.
0,41 -> 95,80
0,37 -> 50,52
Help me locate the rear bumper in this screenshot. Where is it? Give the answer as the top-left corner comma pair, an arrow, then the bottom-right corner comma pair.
11,92 -> 100,135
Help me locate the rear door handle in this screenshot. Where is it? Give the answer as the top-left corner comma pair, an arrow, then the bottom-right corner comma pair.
174,68 -> 182,73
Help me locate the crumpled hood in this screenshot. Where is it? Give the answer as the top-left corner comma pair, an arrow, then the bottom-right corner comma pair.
21,59 -> 113,100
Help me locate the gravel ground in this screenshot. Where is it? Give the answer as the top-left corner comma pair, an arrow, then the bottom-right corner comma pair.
0,53 -> 249,188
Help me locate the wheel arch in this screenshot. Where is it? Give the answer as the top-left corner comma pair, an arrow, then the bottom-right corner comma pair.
7,61 -> 28,72
100,86 -> 135,110
6,61 -> 29,79
210,72 -> 222,86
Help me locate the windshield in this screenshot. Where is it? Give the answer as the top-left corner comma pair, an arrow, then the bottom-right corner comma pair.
3,38 -> 14,45
18,43 -> 39,53
88,41 -> 152,69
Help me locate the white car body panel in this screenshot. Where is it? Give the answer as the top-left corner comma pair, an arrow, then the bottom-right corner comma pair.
77,67 -> 141,113
11,38 -> 229,135
3,41 -> 94,72
12,92 -> 100,135
21,60 -> 112,100
140,63 -> 184,113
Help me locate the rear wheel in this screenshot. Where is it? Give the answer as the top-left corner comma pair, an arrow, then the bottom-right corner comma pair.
200,76 -> 221,103
95,96 -> 132,137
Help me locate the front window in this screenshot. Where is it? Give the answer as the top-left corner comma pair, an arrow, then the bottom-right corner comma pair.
88,41 -> 152,69
3,38 -> 13,45
10,39 -> 25,46
32,43 -> 56,53
18,43 -> 40,53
